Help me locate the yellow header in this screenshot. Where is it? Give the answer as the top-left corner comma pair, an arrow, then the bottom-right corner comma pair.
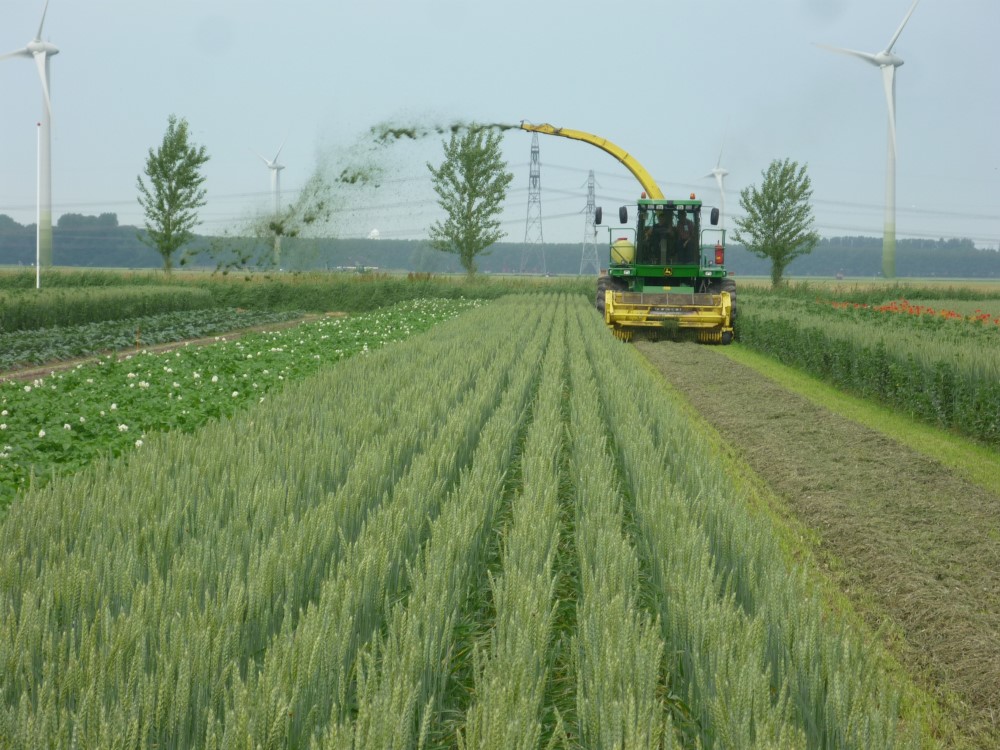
519,121 -> 664,201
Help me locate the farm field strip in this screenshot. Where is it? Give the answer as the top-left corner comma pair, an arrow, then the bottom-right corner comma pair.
0,286 -> 215,332
716,342 -> 1000,497
565,321 -> 672,747
638,338 -> 999,746
822,297 -> 1000,324
739,290 -> 1000,445
0,307 -> 304,372
0,297 -> 479,507
0,296 -> 545,748
459,305 -> 565,748
577,304 -> 922,746
0,294 -> 939,747
214,302 -> 549,749
318,315 -> 544,749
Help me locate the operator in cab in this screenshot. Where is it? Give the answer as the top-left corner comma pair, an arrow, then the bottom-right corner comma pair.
671,209 -> 697,264
643,209 -> 672,265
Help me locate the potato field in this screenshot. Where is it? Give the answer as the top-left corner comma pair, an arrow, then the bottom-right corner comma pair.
0,292 -> 940,748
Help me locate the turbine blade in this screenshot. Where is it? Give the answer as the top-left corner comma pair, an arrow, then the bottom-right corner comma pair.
716,117 -> 729,168
815,42 -> 879,66
272,138 -> 286,163
36,0 -> 52,41
881,64 -> 897,159
886,0 -> 919,53
253,149 -> 270,165
0,48 -> 32,60
34,52 -> 52,116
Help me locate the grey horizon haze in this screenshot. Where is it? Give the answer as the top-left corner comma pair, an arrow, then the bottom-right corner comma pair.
1,0 -> 998,252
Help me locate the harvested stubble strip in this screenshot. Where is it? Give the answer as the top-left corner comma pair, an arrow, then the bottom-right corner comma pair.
314,305 -> 549,749
458,302 -> 566,749
0,300 -> 516,748
565,324 -> 673,748
574,301 -> 923,747
215,298 -> 553,749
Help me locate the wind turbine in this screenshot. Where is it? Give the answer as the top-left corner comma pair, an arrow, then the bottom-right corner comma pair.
705,139 -> 729,230
255,141 -> 286,267
256,141 -> 286,214
2,0 -> 59,270
817,0 -> 920,279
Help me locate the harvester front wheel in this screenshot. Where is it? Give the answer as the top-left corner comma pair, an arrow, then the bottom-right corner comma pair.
722,278 -> 737,323
596,275 -> 609,315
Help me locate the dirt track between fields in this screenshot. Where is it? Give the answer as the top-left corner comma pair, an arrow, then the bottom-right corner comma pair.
637,340 -> 1000,748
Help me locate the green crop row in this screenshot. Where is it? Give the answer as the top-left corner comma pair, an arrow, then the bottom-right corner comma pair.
738,291 -> 1000,445
0,286 -> 214,333
565,320 -> 675,747
459,306 -> 566,748
0,295 -> 936,747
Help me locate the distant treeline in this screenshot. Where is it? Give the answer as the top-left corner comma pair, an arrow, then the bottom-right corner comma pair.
1,213 -> 997,278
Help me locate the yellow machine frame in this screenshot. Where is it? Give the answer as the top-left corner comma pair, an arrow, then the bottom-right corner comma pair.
604,290 -> 733,343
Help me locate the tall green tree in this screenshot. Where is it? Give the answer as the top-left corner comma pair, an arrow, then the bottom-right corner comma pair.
427,126 -> 513,276
733,158 -> 820,287
137,115 -> 210,272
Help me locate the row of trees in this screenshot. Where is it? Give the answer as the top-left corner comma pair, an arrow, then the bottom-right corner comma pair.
126,117 -> 513,277
5,114 -> 989,283
133,118 -> 811,284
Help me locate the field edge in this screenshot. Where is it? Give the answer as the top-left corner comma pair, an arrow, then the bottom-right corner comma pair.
630,343 -> 967,748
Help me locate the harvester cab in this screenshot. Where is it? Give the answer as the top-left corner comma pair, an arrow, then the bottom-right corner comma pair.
520,121 -> 735,343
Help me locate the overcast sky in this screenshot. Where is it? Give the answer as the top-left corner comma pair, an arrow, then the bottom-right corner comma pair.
1,0 -> 998,250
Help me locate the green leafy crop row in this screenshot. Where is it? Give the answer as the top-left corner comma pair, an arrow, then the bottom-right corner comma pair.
0,308 -> 303,371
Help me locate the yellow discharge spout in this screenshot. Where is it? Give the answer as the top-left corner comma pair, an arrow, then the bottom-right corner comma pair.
519,121 -> 664,200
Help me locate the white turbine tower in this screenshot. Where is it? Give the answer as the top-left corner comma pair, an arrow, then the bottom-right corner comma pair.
2,0 -> 59,271
705,143 -> 729,230
255,142 -> 286,267
817,0 -> 920,279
